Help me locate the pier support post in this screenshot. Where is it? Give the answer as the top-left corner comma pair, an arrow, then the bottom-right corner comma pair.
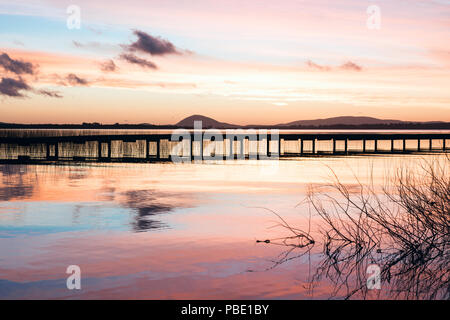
332,139 -> 336,154
266,138 -> 270,157
403,139 -> 406,152
374,140 -> 378,153
278,139 -> 282,157
229,138 -> 234,159
344,139 -> 348,154
46,143 -> 58,160
429,139 -> 433,151
107,140 -> 112,160
312,139 -> 316,154
97,141 -> 102,159
145,140 -> 150,159
443,139 -> 446,151
300,139 -> 304,155
363,139 -> 366,153
156,139 -> 160,159
391,139 -> 394,152
418,139 -> 421,151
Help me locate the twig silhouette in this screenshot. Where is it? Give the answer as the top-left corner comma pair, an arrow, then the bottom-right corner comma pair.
256,155 -> 449,299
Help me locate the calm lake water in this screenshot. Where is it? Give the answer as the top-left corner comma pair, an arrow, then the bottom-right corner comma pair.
0,153 -> 447,299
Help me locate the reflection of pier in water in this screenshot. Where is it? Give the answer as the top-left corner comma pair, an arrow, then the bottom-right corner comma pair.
0,132 -> 449,163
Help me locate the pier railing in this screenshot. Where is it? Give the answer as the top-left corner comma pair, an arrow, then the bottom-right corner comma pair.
0,132 -> 449,163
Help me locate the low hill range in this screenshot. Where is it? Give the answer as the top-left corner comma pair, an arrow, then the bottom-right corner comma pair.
175,115 -> 237,129
278,116 -> 402,127
174,115 -> 448,129
1,115 -> 449,130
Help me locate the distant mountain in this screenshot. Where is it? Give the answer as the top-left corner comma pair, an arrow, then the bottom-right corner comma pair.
174,115 -> 448,129
176,115 -> 236,128
1,115 -> 448,130
277,116 -> 404,127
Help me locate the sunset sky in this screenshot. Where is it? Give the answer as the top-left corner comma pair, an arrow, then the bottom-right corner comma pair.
0,0 -> 449,125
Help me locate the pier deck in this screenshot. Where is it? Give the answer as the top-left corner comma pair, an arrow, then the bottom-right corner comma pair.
1,132 -> 448,163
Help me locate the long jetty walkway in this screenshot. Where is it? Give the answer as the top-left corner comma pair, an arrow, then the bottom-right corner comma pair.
0,132 -> 449,163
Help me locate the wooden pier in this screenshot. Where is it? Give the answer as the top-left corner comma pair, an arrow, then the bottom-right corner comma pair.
0,132 -> 449,163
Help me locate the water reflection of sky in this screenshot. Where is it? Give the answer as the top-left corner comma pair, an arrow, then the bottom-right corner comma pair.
0,155 -> 444,299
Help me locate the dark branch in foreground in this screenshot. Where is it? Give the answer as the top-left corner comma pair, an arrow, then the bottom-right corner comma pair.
258,156 -> 449,299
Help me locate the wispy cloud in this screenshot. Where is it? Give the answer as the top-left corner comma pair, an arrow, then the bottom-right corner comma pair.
119,53 -> 157,69
0,77 -> 61,98
36,89 -> 62,98
306,60 -> 330,71
117,30 -> 184,70
99,59 -> 117,72
0,77 -> 30,97
0,52 -> 35,75
72,41 -> 86,48
340,61 -> 362,71
72,40 -> 120,54
66,73 -> 89,86
126,30 -> 181,56
306,60 -> 362,72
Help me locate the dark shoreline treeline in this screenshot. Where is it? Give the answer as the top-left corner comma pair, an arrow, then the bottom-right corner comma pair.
1,122 -> 449,130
